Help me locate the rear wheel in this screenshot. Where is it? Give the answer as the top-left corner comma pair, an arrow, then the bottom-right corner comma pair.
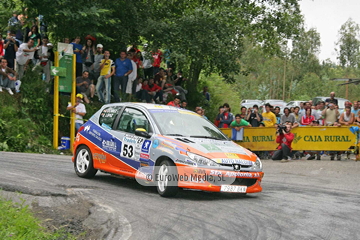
74,146 -> 98,178
156,159 -> 178,197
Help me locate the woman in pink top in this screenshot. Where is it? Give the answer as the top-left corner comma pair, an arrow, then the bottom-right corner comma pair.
301,108 -> 315,125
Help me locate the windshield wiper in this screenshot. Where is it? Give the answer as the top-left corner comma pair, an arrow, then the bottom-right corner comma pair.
190,135 -> 223,140
166,134 -> 185,136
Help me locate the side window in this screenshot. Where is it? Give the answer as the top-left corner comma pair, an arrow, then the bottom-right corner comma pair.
117,108 -> 151,133
99,106 -> 122,129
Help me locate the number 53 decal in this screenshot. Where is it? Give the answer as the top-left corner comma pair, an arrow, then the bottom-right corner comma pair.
122,144 -> 134,159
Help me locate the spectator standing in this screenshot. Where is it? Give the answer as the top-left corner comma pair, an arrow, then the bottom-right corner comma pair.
322,103 -> 340,126
218,103 -> 234,128
93,44 -> 104,84
66,93 -> 86,131
167,95 -> 181,108
27,25 -> 41,48
240,106 -> 247,119
301,108 -> 315,125
96,50 -> 114,104
292,106 -> 301,123
36,36 -> 53,82
16,38 -> 38,80
274,106 -> 281,124
203,86 -> 210,102
76,71 -> 95,103
0,35 -> 4,57
142,44 -> 153,79
113,51 -> 133,102
152,49 -> 162,76
0,58 -> 17,95
126,52 -> 137,101
339,106 -> 354,126
325,92 -> 338,106
8,11 -> 19,28
214,106 -> 225,127
281,108 -> 295,124
71,37 -> 83,77
15,14 -> 29,44
246,104 -> 263,127
272,123 -> 294,162
82,39 -> 95,79
262,103 -> 277,127
352,102 -> 359,116
3,31 -> 19,69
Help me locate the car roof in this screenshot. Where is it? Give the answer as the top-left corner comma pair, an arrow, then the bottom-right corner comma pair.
100,102 -> 188,111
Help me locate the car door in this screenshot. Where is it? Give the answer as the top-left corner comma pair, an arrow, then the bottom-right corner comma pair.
110,107 -> 153,172
94,106 -> 123,168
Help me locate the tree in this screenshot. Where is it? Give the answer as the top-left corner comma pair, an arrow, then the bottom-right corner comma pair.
291,27 -> 321,80
140,0 -> 303,92
336,18 -> 360,68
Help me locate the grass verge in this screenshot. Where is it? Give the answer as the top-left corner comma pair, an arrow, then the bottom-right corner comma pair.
0,196 -> 76,240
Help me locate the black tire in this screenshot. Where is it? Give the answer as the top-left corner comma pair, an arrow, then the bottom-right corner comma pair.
74,145 -> 98,178
156,159 -> 179,197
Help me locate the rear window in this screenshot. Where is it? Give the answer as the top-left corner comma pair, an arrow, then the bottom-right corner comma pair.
99,106 -> 122,129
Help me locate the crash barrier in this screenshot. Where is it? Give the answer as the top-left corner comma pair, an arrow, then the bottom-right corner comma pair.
220,126 -> 358,151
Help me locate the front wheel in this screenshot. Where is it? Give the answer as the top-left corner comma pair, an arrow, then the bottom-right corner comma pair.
74,145 -> 98,178
156,159 -> 178,197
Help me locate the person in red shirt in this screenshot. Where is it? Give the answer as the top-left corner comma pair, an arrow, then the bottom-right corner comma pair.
272,123 -> 294,161
152,49 -> 162,75
301,108 -> 315,125
142,78 -> 163,103
0,35 -> 4,57
167,95 -> 181,108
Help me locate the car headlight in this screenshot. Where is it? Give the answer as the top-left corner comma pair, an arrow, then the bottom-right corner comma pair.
250,157 -> 262,171
187,152 -> 220,167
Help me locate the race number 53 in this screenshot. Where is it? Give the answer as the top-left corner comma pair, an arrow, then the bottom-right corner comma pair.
122,144 -> 134,158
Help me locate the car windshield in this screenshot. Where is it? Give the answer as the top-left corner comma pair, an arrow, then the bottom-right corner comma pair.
149,109 -> 228,140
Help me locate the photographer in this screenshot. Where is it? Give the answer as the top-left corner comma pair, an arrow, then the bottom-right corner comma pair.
246,104 -> 263,127
272,123 -> 294,162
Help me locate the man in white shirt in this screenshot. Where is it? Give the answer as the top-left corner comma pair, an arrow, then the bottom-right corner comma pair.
66,93 -> 87,131
16,38 -> 38,80
141,44 -> 153,79
126,51 -> 137,101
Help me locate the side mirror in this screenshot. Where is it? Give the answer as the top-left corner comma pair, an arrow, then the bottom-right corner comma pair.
135,129 -> 152,139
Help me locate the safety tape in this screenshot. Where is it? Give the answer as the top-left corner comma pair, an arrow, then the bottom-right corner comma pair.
54,114 -> 89,121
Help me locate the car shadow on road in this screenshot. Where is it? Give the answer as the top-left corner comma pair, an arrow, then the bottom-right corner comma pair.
92,174 -> 260,201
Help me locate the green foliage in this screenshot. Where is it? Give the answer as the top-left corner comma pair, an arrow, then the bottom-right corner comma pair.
0,67 -> 59,153
336,18 -> 360,68
0,195 -> 76,240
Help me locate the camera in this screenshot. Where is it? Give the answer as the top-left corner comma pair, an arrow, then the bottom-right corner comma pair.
277,124 -> 286,134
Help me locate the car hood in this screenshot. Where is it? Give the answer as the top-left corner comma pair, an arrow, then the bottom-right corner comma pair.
158,135 -> 257,165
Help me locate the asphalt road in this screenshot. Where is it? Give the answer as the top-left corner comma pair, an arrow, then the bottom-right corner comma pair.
0,152 -> 360,240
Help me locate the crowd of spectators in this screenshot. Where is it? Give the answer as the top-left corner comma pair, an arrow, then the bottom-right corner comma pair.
1,13 -> 200,108
215,92 -> 359,161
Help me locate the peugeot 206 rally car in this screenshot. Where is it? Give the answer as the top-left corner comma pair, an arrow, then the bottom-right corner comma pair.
72,103 -> 264,197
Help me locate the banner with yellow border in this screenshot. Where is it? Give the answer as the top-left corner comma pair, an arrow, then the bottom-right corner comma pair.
220,126 -> 356,151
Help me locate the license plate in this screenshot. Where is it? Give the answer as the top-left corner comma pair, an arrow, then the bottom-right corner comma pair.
220,185 -> 247,193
